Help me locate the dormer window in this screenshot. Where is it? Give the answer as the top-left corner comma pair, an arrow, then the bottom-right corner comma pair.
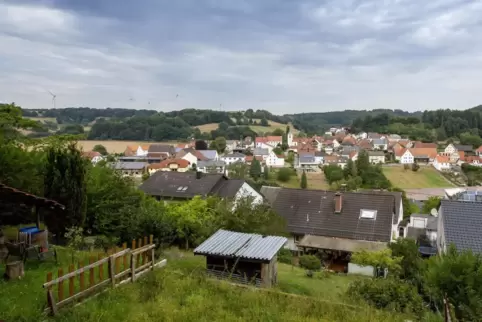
360,209 -> 377,219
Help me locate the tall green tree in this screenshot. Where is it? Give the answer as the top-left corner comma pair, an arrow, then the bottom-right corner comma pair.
43,142 -> 88,239
355,150 -> 370,174
300,171 -> 307,189
343,159 -> 357,179
249,158 -> 262,180
210,136 -> 227,153
92,144 -> 108,155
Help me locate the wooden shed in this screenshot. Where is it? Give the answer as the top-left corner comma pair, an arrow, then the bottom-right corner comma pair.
194,229 -> 287,288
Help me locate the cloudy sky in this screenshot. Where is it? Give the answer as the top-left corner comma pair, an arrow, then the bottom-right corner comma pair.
0,0 -> 481,113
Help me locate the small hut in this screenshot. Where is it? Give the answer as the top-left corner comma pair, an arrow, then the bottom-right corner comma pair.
0,183 -> 64,269
194,229 -> 287,288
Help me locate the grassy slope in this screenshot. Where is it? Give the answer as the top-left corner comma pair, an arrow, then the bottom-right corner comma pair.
0,248 -> 437,322
383,166 -> 455,189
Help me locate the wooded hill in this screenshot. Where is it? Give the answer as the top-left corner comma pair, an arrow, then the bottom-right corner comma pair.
20,104 -> 482,142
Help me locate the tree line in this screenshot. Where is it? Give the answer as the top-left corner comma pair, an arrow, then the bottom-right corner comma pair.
352,105 -> 482,145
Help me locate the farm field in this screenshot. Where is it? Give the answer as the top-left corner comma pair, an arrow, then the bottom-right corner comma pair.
382,166 -> 455,189
76,140 -> 181,154
25,117 -> 57,123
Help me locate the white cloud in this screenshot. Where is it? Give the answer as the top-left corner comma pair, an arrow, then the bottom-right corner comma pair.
0,0 -> 481,113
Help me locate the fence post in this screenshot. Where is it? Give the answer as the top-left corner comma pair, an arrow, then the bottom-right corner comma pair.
46,272 -> 58,316
137,238 -> 142,267
151,247 -> 155,271
122,243 -> 127,271
131,250 -> 137,282
143,237 -> 148,264
98,254 -> 104,281
57,268 -> 64,303
79,261 -> 85,292
108,254 -> 116,287
115,247 -> 120,274
89,256 -> 95,287
68,264 -> 75,298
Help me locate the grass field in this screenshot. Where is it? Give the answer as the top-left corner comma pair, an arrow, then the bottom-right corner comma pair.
0,246 -> 440,322
26,117 -> 57,123
383,166 -> 455,189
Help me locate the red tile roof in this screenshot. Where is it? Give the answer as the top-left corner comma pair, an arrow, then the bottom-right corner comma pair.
255,136 -> 282,143
150,158 -> 190,169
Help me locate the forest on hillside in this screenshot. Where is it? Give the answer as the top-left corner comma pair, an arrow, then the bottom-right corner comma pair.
352,105 -> 482,146
19,103 -> 482,142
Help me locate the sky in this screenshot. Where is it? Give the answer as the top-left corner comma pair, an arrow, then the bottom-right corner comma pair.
0,0 -> 481,114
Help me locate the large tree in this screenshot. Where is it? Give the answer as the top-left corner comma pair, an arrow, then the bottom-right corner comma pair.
249,158 -> 262,180
43,142 -> 88,239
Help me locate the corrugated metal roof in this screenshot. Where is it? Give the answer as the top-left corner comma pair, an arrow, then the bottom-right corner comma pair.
194,229 -> 287,261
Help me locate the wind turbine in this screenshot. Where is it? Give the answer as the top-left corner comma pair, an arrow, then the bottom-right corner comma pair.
47,90 -> 57,109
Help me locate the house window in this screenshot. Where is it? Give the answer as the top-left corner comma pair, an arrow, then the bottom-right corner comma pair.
360,209 -> 377,219
294,235 -> 302,243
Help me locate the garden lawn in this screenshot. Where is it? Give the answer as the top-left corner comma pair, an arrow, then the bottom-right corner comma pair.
382,166 -> 455,189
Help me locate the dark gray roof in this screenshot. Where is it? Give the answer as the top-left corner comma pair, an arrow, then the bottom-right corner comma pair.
148,144 -> 175,154
110,162 -> 148,170
267,188 -> 396,242
299,155 -> 315,163
210,179 -> 245,198
223,153 -> 246,158
368,151 -> 385,156
360,190 -> 402,225
315,151 -> 327,157
194,229 -> 287,261
260,186 -> 282,204
454,145 -> 473,152
372,139 -> 387,145
197,160 -> 226,168
199,150 -> 218,160
441,200 -> 482,253
139,172 -> 226,198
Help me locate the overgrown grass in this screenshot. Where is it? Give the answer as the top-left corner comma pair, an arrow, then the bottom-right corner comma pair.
0,248 -> 100,321
0,248 -> 441,321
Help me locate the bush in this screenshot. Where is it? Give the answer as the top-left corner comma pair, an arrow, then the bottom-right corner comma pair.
348,278 -> 424,315
277,168 -> 294,182
411,162 -> 420,172
299,255 -> 321,271
278,248 -> 293,264
403,164 -> 410,170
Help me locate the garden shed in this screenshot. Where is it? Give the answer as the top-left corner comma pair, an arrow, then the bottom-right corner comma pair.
194,229 -> 287,288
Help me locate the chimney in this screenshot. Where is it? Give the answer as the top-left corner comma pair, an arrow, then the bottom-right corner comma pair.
334,192 -> 342,213
196,171 -> 203,179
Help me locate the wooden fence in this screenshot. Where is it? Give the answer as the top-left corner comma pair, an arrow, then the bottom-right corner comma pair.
42,235 -> 167,315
